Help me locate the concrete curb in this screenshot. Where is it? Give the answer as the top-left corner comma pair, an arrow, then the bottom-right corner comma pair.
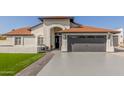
110,52 -> 124,57
16,52 -> 55,76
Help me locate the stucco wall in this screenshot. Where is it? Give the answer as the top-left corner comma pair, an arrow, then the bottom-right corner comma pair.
0,36 -> 37,53
0,18 -> 72,53
0,36 -> 36,46
23,36 -> 35,46
0,36 -> 14,45
61,33 -> 68,51
0,46 -> 37,53
116,28 -> 124,46
30,19 -> 71,49
113,28 -> 124,46
43,19 -> 71,49
44,19 -> 70,29
31,24 -> 44,36
31,24 -> 44,46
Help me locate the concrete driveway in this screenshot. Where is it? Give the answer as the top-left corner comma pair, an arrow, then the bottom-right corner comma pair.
37,51 -> 124,76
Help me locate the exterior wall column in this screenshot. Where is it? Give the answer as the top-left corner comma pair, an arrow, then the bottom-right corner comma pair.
61,33 -> 68,52
43,24 -> 66,50
106,33 -> 114,52
43,25 -> 51,50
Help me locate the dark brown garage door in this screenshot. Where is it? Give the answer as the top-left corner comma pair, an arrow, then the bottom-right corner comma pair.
68,35 -> 106,52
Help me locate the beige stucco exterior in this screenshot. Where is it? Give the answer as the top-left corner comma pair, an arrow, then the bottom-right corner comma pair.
116,28 -> 124,46
0,36 -> 13,45
42,19 -> 70,49
0,18 -> 123,53
0,36 -> 37,53
0,18 -> 71,53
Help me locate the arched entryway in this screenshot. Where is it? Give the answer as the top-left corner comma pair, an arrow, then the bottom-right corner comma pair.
50,27 -> 63,50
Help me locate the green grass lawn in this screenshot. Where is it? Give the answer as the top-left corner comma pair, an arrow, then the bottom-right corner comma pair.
0,53 -> 45,76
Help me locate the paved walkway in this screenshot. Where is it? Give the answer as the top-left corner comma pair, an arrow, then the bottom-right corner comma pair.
16,52 -> 54,76
37,52 -> 124,76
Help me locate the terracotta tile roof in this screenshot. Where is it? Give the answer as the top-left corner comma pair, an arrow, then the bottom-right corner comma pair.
61,25 -> 120,33
39,16 -> 73,20
43,16 -> 72,18
4,27 -> 33,36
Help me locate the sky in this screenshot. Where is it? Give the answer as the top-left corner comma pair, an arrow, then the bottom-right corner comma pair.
0,16 -> 124,34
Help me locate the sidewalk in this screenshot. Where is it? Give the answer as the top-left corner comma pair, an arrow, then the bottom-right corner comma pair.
16,52 -> 54,76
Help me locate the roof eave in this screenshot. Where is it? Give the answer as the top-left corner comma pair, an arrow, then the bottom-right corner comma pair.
31,23 -> 43,30
38,16 -> 74,21
59,31 -> 120,34
3,34 -> 34,36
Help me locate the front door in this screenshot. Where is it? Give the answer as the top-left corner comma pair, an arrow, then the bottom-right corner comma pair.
55,36 -> 59,49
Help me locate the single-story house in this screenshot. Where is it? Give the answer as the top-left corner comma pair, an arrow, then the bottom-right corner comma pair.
0,16 -> 123,53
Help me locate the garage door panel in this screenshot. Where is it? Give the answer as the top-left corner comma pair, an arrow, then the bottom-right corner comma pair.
72,43 -> 106,52
68,35 -> 106,52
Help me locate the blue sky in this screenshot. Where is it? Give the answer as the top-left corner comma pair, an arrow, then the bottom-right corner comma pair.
0,16 -> 124,34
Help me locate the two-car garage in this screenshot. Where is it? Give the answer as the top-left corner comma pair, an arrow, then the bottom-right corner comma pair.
67,35 -> 106,52
61,25 -> 120,52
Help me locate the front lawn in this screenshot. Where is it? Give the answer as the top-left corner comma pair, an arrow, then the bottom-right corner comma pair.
0,53 -> 45,76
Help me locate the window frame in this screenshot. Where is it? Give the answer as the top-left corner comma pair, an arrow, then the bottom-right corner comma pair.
15,37 -> 22,45
37,36 -> 44,46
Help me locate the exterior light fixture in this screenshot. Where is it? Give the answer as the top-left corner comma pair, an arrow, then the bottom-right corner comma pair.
63,34 -> 67,39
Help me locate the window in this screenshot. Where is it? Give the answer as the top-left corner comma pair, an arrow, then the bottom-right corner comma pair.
15,37 -> 21,45
38,36 -> 43,46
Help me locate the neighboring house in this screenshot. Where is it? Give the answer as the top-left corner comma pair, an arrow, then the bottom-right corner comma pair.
113,28 -> 124,47
0,16 -> 123,53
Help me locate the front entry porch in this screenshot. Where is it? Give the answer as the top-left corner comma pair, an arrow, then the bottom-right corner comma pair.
50,27 -> 62,50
